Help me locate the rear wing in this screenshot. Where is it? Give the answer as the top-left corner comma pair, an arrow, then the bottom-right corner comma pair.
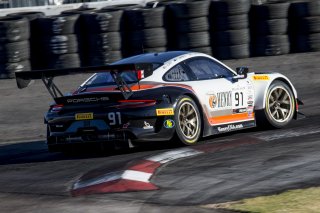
15,63 -> 153,100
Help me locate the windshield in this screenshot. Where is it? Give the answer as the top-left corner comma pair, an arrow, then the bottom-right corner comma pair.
84,71 -> 138,88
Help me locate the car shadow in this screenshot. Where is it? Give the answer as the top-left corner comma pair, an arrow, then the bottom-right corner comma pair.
0,139 -> 183,166
0,120 -> 301,166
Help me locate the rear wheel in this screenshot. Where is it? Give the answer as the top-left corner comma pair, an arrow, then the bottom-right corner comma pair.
175,96 -> 201,145
263,81 -> 295,128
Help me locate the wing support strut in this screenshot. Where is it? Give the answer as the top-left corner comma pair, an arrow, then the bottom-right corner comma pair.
42,77 -> 63,99
110,71 -> 133,99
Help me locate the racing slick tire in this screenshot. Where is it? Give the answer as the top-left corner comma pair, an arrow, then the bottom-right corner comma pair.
210,14 -> 249,31
174,96 -> 202,145
40,34 -> 78,55
209,0 -> 251,16
34,14 -> 80,35
0,16 -> 30,43
175,17 -> 209,33
82,10 -> 124,33
258,80 -> 295,129
250,2 -> 290,20
168,0 -> 210,19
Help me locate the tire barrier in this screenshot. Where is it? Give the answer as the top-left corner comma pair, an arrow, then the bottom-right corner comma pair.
289,1 -> 320,53
31,14 -> 81,69
2,0 -> 320,77
61,8 -> 98,67
250,2 -> 290,56
6,12 -> 45,71
80,6 -> 129,66
166,0 -> 211,54
210,0 -> 251,59
121,6 -> 167,57
0,16 -> 30,79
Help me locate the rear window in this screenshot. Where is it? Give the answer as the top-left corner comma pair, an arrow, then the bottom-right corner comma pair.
84,63 -> 162,88
84,71 -> 138,88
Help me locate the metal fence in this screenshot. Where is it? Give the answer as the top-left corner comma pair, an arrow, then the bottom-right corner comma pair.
0,0 -> 91,8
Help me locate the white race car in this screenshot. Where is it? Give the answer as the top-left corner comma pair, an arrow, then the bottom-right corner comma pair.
16,51 -> 303,151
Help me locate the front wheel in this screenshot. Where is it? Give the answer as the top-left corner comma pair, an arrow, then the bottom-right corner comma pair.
174,96 -> 202,145
262,80 -> 295,128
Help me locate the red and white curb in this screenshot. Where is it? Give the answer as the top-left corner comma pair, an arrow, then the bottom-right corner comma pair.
71,147 -> 203,196
71,137 -> 259,196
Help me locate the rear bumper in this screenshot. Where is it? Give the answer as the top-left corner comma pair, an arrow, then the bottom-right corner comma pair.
47,116 -> 176,147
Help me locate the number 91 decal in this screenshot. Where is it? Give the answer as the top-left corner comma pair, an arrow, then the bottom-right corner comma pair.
233,91 -> 247,108
108,112 -> 121,125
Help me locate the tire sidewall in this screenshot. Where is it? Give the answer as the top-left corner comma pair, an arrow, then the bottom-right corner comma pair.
174,96 -> 201,145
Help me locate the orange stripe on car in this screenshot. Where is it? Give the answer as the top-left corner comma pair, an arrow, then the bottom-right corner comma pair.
208,112 -> 255,125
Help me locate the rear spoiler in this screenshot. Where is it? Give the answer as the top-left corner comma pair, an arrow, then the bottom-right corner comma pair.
15,63 -> 153,100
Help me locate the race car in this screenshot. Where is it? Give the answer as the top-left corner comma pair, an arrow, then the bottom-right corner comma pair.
15,51 -> 303,152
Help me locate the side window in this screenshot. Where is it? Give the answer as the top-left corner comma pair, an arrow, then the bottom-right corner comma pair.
164,64 -> 190,82
186,58 -> 234,80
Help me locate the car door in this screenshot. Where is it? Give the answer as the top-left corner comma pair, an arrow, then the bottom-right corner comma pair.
184,57 -> 255,129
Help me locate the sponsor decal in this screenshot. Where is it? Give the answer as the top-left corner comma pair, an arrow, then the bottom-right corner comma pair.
217,91 -> 232,108
122,122 -> 130,129
75,112 -> 93,120
67,97 -> 109,103
164,119 -> 175,129
156,108 -> 174,116
143,121 -> 153,130
209,91 -> 232,109
217,124 -> 244,132
252,75 -> 270,80
232,86 -> 246,91
233,108 -> 247,114
209,94 -> 217,108
247,106 -> 254,117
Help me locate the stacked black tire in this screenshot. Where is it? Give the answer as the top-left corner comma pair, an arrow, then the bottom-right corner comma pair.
289,1 -> 320,53
32,14 -> 81,69
210,0 -> 251,59
60,8 -> 97,67
122,5 -> 167,57
79,9 -> 123,65
7,12 -> 45,71
166,0 -> 211,55
250,2 -> 290,56
0,16 -> 30,79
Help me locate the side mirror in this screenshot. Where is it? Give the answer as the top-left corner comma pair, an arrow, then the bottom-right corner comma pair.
233,67 -> 249,81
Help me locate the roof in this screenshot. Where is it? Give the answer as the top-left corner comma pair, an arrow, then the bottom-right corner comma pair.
111,51 -> 190,65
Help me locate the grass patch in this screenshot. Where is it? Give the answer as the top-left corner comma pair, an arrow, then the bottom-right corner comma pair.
202,187 -> 320,213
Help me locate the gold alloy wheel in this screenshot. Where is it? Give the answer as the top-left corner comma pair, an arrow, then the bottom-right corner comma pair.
266,86 -> 294,123
178,101 -> 200,139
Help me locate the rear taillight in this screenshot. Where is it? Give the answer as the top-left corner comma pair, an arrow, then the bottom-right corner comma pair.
117,99 -> 156,108
50,104 -> 64,112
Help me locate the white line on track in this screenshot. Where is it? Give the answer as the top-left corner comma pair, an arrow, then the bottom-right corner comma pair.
254,126 -> 320,141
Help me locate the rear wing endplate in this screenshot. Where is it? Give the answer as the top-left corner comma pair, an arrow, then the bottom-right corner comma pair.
15,63 -> 153,100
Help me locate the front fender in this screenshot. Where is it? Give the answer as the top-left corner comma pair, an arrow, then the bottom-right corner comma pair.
248,72 -> 298,110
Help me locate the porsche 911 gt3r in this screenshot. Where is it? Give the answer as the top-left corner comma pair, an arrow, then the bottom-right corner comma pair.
15,51 -> 303,152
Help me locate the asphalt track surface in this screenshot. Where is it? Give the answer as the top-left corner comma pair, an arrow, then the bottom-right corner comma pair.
0,52 -> 320,212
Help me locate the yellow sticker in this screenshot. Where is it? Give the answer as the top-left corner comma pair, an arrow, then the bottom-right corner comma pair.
75,113 -> 93,120
156,108 -> 174,116
253,75 -> 270,80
